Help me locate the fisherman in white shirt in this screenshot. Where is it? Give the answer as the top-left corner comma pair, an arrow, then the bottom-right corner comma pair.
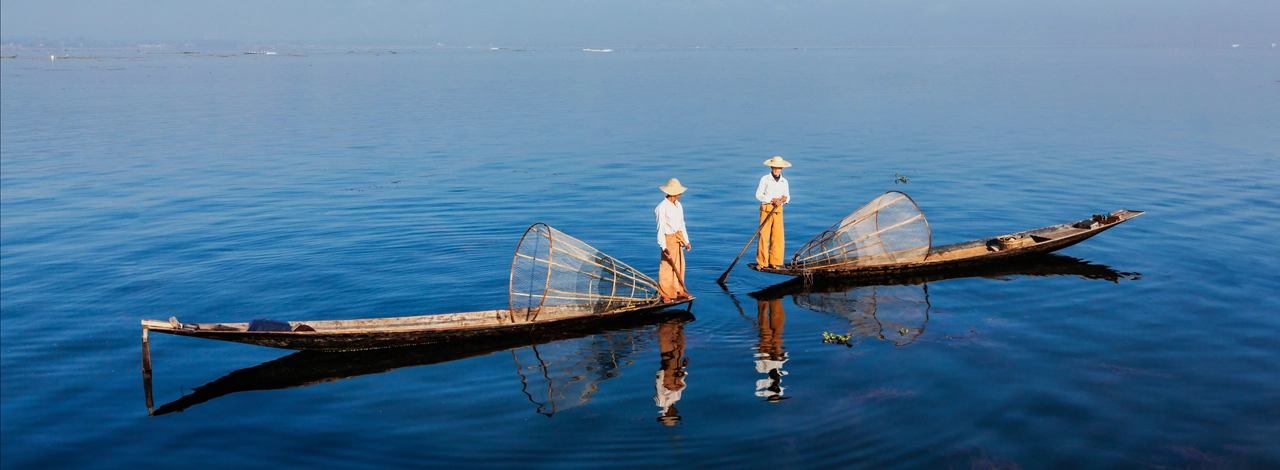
655,178 -> 692,302
755,156 -> 792,268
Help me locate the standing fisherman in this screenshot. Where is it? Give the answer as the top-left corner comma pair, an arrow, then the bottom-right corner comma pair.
656,178 -> 692,303
755,156 -> 792,268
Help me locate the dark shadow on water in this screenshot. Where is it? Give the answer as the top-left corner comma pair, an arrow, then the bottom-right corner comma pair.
748,253 -> 1138,300
147,310 -> 695,417
742,254 -> 1137,348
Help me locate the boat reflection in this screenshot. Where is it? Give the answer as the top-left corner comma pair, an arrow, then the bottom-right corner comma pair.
750,253 -> 1137,300
145,311 -> 694,417
749,254 -> 1137,347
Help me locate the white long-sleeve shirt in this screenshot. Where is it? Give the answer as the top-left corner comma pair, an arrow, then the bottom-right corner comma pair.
654,198 -> 688,250
755,174 -> 792,205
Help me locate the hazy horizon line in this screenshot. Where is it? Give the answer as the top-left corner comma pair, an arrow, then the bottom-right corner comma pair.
4,41 -> 1273,52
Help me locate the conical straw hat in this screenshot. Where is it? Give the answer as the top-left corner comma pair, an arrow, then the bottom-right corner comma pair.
660,178 -> 688,195
763,156 -> 792,168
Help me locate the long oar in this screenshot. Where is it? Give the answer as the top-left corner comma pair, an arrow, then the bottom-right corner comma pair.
663,239 -> 691,301
717,204 -> 780,285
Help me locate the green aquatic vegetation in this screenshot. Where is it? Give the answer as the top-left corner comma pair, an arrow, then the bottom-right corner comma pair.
894,173 -> 909,184
822,331 -> 853,347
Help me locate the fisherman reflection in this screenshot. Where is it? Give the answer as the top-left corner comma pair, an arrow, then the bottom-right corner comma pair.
655,320 -> 688,426
754,298 -> 789,402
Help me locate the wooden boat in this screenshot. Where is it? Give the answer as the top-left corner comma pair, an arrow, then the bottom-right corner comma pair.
144,311 -> 694,415
142,223 -> 693,351
141,300 -> 691,351
751,193 -> 1142,278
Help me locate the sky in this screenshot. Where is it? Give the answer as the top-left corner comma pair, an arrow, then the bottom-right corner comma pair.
2,0 -> 1277,48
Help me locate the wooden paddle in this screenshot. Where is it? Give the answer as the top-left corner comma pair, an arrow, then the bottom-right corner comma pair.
717,204 -> 780,285
664,237 -> 691,301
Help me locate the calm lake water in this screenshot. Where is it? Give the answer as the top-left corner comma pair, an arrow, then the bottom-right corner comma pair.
2,46 -> 1278,468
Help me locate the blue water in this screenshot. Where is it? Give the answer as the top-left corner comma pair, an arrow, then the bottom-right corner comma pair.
2,46 -> 1278,468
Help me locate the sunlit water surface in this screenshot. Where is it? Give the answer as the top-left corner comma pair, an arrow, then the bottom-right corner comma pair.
2,46 -> 1278,468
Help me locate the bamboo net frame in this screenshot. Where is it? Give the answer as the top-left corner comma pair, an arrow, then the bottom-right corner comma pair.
510,223 -> 660,322
790,191 -> 932,269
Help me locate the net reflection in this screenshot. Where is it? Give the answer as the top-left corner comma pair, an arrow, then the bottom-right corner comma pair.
146,311 -> 694,417
797,284 -> 930,346
511,325 -> 655,417
748,254 -> 1137,348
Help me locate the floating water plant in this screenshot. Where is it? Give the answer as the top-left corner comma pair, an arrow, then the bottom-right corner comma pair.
822,332 -> 853,347
894,173 -> 909,184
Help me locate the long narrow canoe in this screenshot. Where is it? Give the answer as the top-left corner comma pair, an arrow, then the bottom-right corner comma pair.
142,222 -> 690,352
142,299 -> 693,351
146,311 -> 695,416
751,209 -> 1142,278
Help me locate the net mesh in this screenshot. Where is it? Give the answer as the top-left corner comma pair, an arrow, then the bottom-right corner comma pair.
510,223 -> 660,322
791,191 -> 931,268
794,285 -> 930,346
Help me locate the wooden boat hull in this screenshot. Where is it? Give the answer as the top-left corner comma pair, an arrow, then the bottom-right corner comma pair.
147,311 -> 695,416
142,299 -> 693,351
752,210 -> 1142,278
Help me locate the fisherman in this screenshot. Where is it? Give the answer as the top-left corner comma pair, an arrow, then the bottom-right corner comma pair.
655,178 -> 692,303
755,156 -> 792,268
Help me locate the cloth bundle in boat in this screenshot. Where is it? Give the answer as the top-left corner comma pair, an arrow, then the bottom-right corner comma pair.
510,223 -> 660,322
247,319 -> 292,332
791,191 -> 932,269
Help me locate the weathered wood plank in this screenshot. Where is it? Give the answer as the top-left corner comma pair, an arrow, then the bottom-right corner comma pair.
141,299 -> 693,351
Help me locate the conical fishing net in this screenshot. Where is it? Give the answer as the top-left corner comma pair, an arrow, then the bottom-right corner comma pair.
791,191 -> 931,269
794,284 -> 930,346
510,223 -> 660,322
